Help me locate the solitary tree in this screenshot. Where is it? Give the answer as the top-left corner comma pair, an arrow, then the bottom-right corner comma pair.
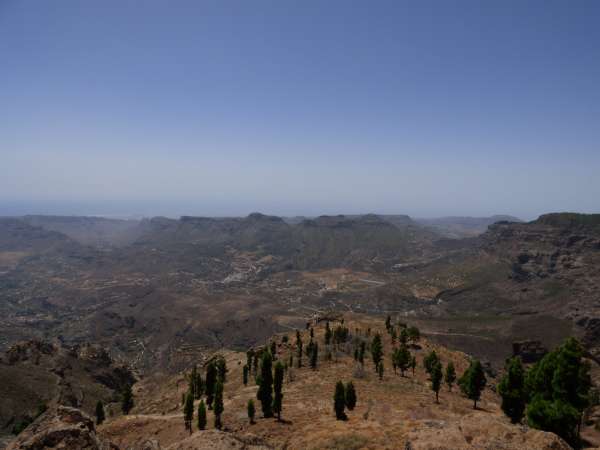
371,334 -> 383,371
253,353 -> 260,376
198,400 -> 207,430
498,357 -> 526,423
459,359 -> 487,409
243,364 -> 249,386
216,356 -> 228,382
270,341 -> 277,359
95,401 -> 105,425
395,344 -> 411,377
121,384 -> 134,415
407,326 -> 420,343
189,365 -> 197,398
424,351 -> 439,376
296,331 -> 303,368
183,393 -> 194,433
445,361 -> 456,391
410,355 -> 417,376
378,361 -> 384,380
189,364 -> 203,400
273,361 -> 284,420
213,380 -> 224,429
247,349 -> 254,374
345,382 -> 357,410
334,381 -> 346,420
385,315 -> 392,332
358,341 -> 366,366
205,361 -> 217,409
399,327 -> 408,345
247,399 -> 255,424
257,351 -> 274,418
431,361 -> 443,403
310,342 -> 319,369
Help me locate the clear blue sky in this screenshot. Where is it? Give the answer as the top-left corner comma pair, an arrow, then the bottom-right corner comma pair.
1,0 -> 599,219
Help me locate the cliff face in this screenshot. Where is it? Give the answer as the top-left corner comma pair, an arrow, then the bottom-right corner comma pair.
483,219 -> 600,354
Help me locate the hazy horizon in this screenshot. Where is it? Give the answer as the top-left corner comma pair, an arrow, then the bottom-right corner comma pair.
2,1 -> 599,220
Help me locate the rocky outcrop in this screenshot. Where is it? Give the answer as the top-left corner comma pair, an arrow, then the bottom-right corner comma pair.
6,406 -> 115,450
406,413 -> 572,450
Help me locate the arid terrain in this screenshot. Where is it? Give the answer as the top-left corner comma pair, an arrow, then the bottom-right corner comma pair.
1,212 -> 600,448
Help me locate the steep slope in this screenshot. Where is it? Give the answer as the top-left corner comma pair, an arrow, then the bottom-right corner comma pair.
0,340 -> 134,443
96,314 -> 571,449
418,213 -> 600,364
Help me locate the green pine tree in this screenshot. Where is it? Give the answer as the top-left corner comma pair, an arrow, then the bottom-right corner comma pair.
205,361 -> 217,409
424,350 -> 439,376
334,381 -> 346,420
121,384 -> 134,415
216,356 -> 228,382
399,327 -> 408,345
296,330 -> 303,368
183,392 -> 194,433
246,349 -> 254,374
371,334 -> 383,371
498,357 -> 526,423
243,364 -> 249,386
247,399 -> 255,424
525,338 -> 591,446
459,359 -> 487,409
310,342 -> 319,369
95,400 -> 105,425
445,361 -> 456,391
197,400 -> 207,430
273,361 -> 284,420
257,351 -> 274,418
345,382 -> 357,410
325,322 -> 332,346
431,361 -> 443,403
378,360 -> 384,380
358,341 -> 366,366
213,380 -> 224,430
396,344 -> 411,377
407,326 -> 420,343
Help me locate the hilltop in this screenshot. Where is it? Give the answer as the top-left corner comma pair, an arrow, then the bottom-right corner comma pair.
5,315 -> 575,449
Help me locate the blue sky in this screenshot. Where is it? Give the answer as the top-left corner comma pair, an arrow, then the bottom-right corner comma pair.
1,0 -> 599,219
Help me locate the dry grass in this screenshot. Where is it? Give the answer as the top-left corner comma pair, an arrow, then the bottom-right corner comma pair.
99,314 -> 570,449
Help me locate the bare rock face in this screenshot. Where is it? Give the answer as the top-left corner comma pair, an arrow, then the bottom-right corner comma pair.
6,406 -> 115,450
406,413 -> 572,450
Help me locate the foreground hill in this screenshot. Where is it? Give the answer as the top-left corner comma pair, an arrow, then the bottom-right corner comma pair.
5,315 -> 575,449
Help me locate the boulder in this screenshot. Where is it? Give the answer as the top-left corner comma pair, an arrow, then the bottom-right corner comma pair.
6,406 -> 116,450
